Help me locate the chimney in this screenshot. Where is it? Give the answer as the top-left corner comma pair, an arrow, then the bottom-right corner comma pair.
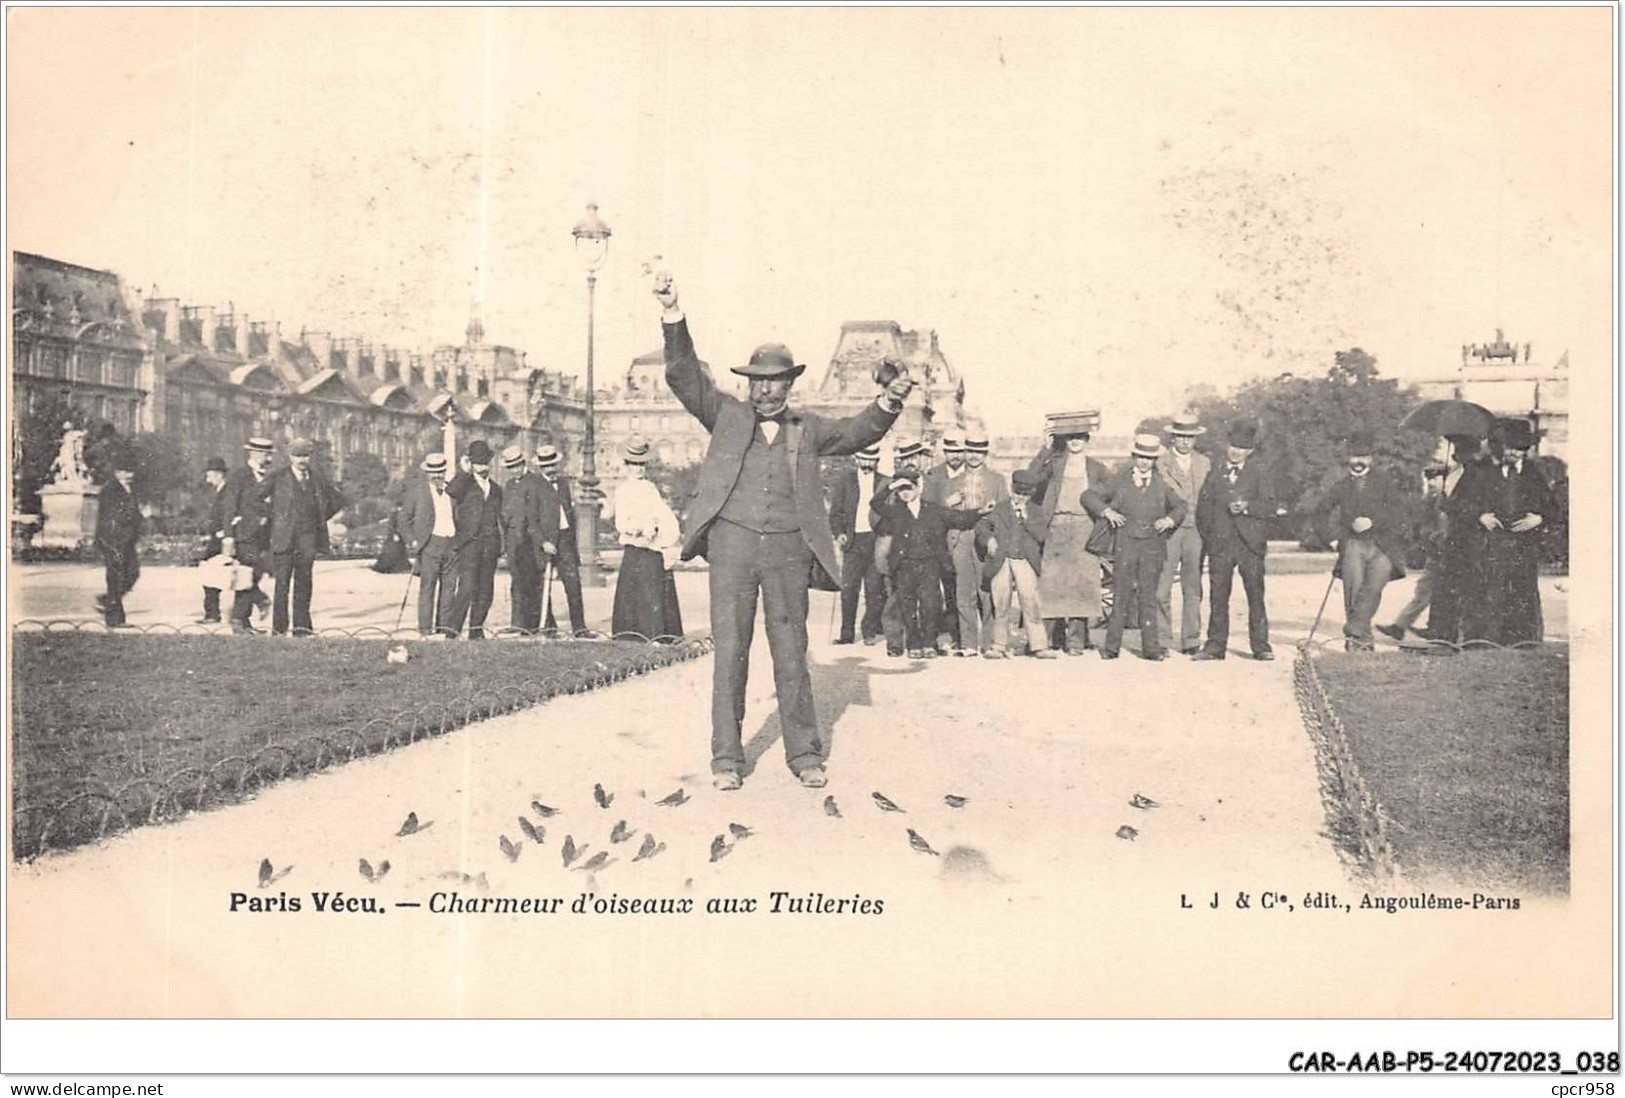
200,306 -> 218,351
235,313 -> 251,358
304,330 -> 333,371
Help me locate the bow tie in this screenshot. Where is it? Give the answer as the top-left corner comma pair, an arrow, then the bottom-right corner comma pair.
1133,473 -> 1150,488
756,411 -> 786,424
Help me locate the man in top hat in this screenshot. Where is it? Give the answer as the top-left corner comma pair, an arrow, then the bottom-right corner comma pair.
827,444 -> 887,645
1473,418 -> 1551,645
221,436 -> 277,634
444,439 -> 505,639
94,449 -> 143,628
531,442 -> 584,635
1193,418 -> 1277,660
974,468 -> 1056,658
654,268 -> 914,790
1316,431 -> 1407,652
929,432 -> 1008,656
264,437 -> 346,636
1156,412 -> 1212,655
1083,433 -> 1186,660
396,451 -> 460,637
1379,461 -> 1449,642
499,444 -> 545,633
198,456 -> 231,624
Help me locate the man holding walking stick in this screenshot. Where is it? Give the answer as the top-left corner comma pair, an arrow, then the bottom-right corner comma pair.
396,452 -> 459,638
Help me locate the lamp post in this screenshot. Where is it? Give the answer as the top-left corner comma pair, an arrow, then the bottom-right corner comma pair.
571,202 -> 611,586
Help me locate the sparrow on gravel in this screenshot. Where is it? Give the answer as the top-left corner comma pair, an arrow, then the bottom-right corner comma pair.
359,859 -> 391,882
906,829 -> 940,856
575,851 -> 609,872
610,820 -> 631,844
518,817 -> 545,844
1116,825 -> 1139,841
530,801 -> 559,818
872,792 -> 905,813
1129,794 -> 1160,810
709,835 -> 732,863
823,796 -> 842,818
562,835 -> 582,867
633,834 -> 662,862
656,789 -> 689,807
499,835 -> 521,863
594,783 -> 614,809
943,795 -> 969,809
397,812 -> 432,837
728,823 -> 753,840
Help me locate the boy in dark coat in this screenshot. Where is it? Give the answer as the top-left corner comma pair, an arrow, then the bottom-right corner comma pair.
94,451 -> 143,628
872,469 -> 988,657
1316,431 -> 1408,652
1082,434 -> 1186,660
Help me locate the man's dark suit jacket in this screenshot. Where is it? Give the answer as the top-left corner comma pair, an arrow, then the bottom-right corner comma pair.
1195,455 -> 1277,556
531,473 -> 569,549
222,466 -> 273,549
1081,466 -> 1187,540
1317,470 -> 1409,579
1480,460 -> 1551,527
664,317 -> 898,585
95,479 -> 143,553
871,499 -> 982,562
265,468 -> 345,554
397,478 -> 449,549
445,472 -> 503,552
1022,447 -> 1113,530
828,467 -> 887,541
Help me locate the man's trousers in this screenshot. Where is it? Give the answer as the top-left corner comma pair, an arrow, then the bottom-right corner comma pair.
1156,524 -> 1204,652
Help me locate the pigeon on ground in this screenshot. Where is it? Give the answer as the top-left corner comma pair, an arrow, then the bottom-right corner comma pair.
944,795 -> 969,809
823,796 -> 842,818
499,835 -> 521,863
562,835 -> 581,867
872,792 -> 905,813
728,823 -> 753,840
518,817 -> 545,844
709,835 -> 732,863
359,858 -> 391,882
633,834 -> 658,861
1129,793 -> 1160,810
656,789 -> 689,807
257,858 -> 274,888
530,801 -> 559,818
906,828 -> 940,856
398,812 -> 432,837
1116,825 -> 1139,841
576,851 -> 609,872
610,820 -> 631,844
594,783 -> 614,809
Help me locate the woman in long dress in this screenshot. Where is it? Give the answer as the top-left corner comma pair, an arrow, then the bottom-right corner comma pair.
1024,413 -> 1112,654
611,438 -> 685,639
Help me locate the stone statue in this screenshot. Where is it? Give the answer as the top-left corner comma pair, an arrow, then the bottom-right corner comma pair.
47,426 -> 91,491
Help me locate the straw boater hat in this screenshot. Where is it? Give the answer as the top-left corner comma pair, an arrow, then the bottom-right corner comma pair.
941,434 -> 965,453
732,343 -> 806,380
856,445 -> 880,464
535,444 -> 561,469
622,438 -> 651,464
501,444 -> 526,471
894,440 -> 927,462
1131,433 -> 1164,459
244,436 -> 275,455
1168,412 -> 1206,437
965,436 -> 990,454
420,452 -> 448,475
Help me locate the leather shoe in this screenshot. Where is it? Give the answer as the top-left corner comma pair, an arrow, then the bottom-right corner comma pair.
1143,651 -> 1167,661
1031,649 -> 1060,660
712,772 -> 743,792
230,621 -> 261,635
833,637 -> 855,645
797,766 -> 828,789
1254,650 -> 1275,661
1099,650 -> 1119,660
1180,647 -> 1199,656
1375,624 -> 1404,642
1190,649 -> 1225,661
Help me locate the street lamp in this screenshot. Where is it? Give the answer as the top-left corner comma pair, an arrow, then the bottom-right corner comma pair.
571,202 -> 611,586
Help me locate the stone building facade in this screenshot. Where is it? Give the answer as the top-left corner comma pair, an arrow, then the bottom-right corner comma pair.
1410,330 -> 1569,461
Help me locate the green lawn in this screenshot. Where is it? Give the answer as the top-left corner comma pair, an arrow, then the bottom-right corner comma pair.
1313,647 -> 1569,893
10,632 -> 700,859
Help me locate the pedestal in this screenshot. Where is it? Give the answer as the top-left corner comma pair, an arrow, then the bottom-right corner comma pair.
38,484 -> 100,549
575,483 -> 607,588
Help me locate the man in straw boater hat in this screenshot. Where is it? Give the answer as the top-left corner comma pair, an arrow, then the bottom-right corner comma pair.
929,431 -> 1008,656
531,442 -> 585,635
1155,412 -> 1212,655
827,444 -> 887,645
396,451 -> 460,637
499,444 -> 544,633
1082,433 -> 1186,660
1316,430 -> 1407,652
874,438 -> 932,656
653,266 -> 915,791
1193,417 -> 1278,660
221,435 -> 277,634
443,439 -> 504,639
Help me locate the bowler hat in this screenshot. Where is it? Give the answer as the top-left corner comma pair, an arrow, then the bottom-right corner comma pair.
112,447 -> 137,472
421,452 -> 448,474
622,438 -> 651,464
244,436 -> 275,454
1131,433 -> 1164,459
204,456 -> 228,474
732,343 -> 806,380
466,440 -> 493,465
1168,412 -> 1206,437
1227,418 -> 1260,449
500,445 -> 526,471
1496,419 -> 1535,450
892,468 -> 922,485
288,438 -> 315,458
1345,431 -> 1376,455
535,445 -> 561,468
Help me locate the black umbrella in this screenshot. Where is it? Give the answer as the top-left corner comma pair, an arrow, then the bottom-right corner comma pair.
1400,399 -> 1496,438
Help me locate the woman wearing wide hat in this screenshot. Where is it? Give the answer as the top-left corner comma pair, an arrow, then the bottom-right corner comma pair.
611,438 -> 684,639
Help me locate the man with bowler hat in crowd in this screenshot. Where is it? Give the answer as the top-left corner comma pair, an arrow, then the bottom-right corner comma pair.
397,451 -> 460,637
222,436 -> 276,634
1317,431 -> 1407,652
1193,417 -> 1277,660
198,456 -> 230,624
265,437 -> 346,636
1084,433 -> 1186,660
532,443 -> 584,635
1474,418 -> 1550,645
444,439 -> 504,639
94,449 -> 143,629
499,444 -> 544,633
654,266 -> 914,791
1155,412 -> 1211,655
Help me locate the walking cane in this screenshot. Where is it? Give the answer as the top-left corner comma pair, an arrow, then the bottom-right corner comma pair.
394,569 -> 416,632
1302,563 -> 1339,649
541,555 -> 556,634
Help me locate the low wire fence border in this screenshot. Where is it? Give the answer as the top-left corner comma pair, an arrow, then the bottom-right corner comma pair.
11,631 -> 714,862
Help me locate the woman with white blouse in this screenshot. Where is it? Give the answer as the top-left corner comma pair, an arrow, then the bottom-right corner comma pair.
611,438 -> 685,639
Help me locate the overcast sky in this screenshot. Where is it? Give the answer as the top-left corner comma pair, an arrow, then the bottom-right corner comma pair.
8,7 -> 1611,439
